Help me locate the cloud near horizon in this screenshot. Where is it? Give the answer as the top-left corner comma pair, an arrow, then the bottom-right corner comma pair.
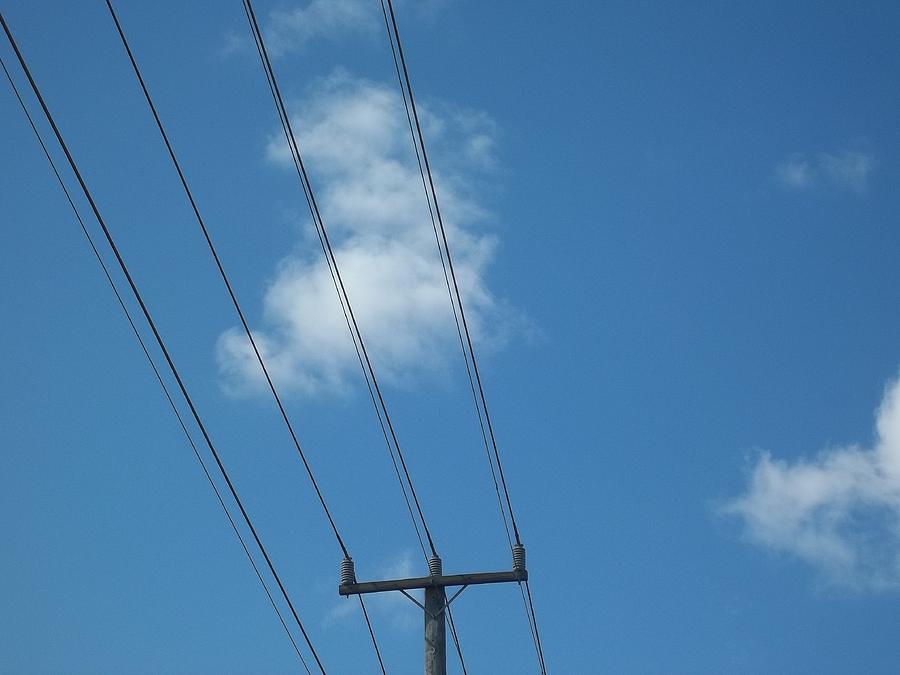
775,149 -> 874,193
217,73 -> 514,397
724,374 -> 900,590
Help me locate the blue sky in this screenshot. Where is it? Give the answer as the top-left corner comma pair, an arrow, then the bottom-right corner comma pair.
2,1 -> 900,673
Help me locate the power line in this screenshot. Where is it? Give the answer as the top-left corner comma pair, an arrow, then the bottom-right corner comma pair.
377,0 -> 514,554
357,595 -> 387,675
0,53 -> 309,673
377,5 -> 500,670
383,0 -> 521,547
241,1 -> 432,573
102,2 -> 388,668
525,579 -> 547,672
0,13 -> 327,673
380,2 -> 548,671
103,0 -> 351,559
242,0 -> 435,565
446,611 -> 469,675
242,3 -> 476,668
242,0 -> 440,562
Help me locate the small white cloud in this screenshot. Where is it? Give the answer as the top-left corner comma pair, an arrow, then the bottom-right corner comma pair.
724,374 -> 900,590
265,0 -> 376,56
818,150 -> 874,193
217,73 -> 516,397
775,155 -> 814,190
218,30 -> 248,58
324,551 -> 420,629
222,0 -> 452,57
775,148 -> 874,193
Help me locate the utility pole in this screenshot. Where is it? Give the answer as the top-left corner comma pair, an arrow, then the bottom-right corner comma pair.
339,545 -> 527,674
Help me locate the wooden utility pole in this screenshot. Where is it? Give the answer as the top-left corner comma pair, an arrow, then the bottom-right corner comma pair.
339,546 -> 527,674
423,557 -> 446,675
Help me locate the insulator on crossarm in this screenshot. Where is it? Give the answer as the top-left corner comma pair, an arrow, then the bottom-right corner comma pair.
428,554 -> 443,577
340,556 -> 356,585
512,543 -> 526,572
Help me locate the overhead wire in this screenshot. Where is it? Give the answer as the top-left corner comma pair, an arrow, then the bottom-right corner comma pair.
382,0 -> 521,547
0,53 -> 309,673
446,614 -> 468,675
379,1 -> 548,671
242,0 -> 440,562
525,579 -> 547,672
103,0 -> 351,560
0,13 -> 327,673
243,0 -> 430,567
101,3 -> 388,669
377,7 -> 501,667
242,9 -> 416,671
242,2 -> 476,669
377,0 -> 513,554
357,595 -> 387,675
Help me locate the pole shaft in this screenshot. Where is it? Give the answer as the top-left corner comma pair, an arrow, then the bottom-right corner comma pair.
424,586 -> 446,675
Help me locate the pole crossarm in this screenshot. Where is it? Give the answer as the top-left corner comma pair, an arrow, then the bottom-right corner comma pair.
339,569 -> 527,596
339,552 -> 527,674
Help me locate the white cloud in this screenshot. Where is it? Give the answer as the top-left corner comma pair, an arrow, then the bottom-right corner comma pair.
217,73 -> 513,397
325,551 -> 419,629
264,0 -> 376,56
218,30 -> 247,58
775,155 -> 814,190
222,1 -> 452,58
724,374 -> 900,590
775,148 -> 874,193
818,150 -> 874,193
